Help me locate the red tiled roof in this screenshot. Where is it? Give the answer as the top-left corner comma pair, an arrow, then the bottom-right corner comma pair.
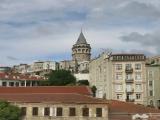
108,100 -> 160,120
0,93 -> 107,104
0,73 -> 43,81
0,86 -> 93,96
108,100 -> 160,113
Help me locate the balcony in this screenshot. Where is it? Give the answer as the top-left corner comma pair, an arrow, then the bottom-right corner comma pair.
126,88 -> 134,93
125,68 -> 133,73
125,78 -> 134,83
126,99 -> 135,102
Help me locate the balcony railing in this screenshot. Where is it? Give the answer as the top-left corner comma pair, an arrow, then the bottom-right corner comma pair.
125,68 -> 133,73
126,88 -> 134,93
125,78 -> 134,83
126,99 -> 135,102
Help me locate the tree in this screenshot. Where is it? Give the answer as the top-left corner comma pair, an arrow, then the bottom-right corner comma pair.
91,85 -> 97,97
0,100 -> 21,120
47,70 -> 76,86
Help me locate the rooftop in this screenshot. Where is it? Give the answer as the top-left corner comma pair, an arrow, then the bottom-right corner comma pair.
0,73 -> 43,81
108,100 -> 160,120
108,100 -> 160,113
0,93 -> 106,104
0,86 -> 93,96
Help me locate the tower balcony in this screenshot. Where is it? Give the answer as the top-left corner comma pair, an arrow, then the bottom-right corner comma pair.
125,68 -> 133,73
125,78 -> 134,83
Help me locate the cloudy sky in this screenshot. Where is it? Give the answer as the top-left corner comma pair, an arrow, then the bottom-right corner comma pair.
0,0 -> 160,66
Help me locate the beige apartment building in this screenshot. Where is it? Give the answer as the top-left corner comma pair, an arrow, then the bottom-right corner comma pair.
146,62 -> 160,109
90,53 -> 147,105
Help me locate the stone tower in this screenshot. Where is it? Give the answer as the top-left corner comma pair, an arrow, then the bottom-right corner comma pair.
72,31 -> 91,62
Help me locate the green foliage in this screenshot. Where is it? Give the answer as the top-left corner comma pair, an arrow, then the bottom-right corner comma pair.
77,80 -> 89,86
47,70 -> 76,86
0,100 -> 21,120
151,60 -> 155,64
91,85 -> 97,97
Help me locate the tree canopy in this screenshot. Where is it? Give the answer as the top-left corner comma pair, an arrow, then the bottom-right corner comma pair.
0,100 -> 21,120
47,70 -> 76,86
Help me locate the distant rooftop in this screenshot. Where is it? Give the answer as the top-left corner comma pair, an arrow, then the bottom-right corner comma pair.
111,53 -> 146,61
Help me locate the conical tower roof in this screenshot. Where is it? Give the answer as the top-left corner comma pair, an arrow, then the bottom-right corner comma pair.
76,31 -> 87,44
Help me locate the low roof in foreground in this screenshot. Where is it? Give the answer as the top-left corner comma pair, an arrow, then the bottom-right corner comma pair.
0,93 -> 107,104
109,100 -> 160,113
108,100 -> 160,120
0,86 -> 93,96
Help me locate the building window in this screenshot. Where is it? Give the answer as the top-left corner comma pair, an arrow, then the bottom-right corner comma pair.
21,107 -> 27,116
56,107 -> 63,116
21,82 -> 25,86
15,82 -> 19,87
135,72 -> 141,80
126,64 -> 132,70
116,94 -> 122,100
96,108 -> 102,117
135,84 -> 142,91
115,64 -> 122,70
150,90 -> 153,96
150,100 -> 154,106
126,84 -> 133,92
2,82 -> 7,86
44,107 -> 50,116
135,63 -> 141,70
149,81 -> 153,87
32,107 -> 38,116
126,74 -> 132,80
9,82 -> 14,86
136,94 -> 141,100
69,107 -> 76,116
82,108 -> 89,117
115,84 -> 123,91
149,71 -> 153,78
115,72 -> 122,80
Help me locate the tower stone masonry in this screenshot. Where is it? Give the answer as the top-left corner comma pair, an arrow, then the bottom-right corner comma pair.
72,31 -> 91,62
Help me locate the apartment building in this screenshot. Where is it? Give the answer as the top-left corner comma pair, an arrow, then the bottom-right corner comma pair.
89,53 -> 147,105
89,53 -> 112,99
146,62 -> 160,109
111,54 -> 147,105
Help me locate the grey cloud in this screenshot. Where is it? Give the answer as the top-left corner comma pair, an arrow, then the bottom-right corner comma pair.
7,56 -> 19,61
120,30 -> 160,55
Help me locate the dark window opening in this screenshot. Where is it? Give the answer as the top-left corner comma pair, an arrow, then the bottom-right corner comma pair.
44,107 -> 50,116
69,107 -> 76,116
32,107 -> 38,116
96,108 -> 102,117
56,107 -> 63,116
82,108 -> 89,117
21,107 -> 26,116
